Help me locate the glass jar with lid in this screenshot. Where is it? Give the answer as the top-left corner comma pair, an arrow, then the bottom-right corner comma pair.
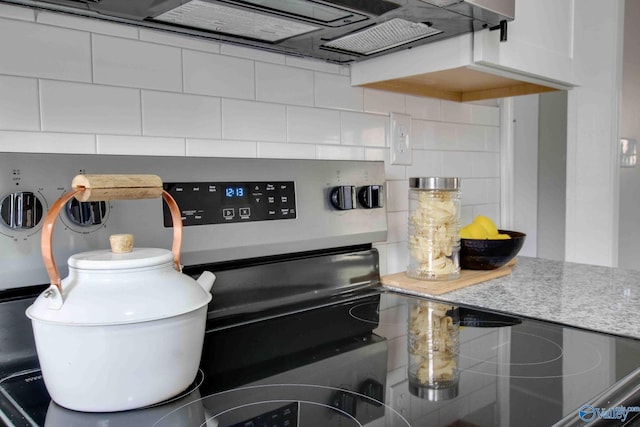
407,177 -> 461,280
408,300 -> 460,401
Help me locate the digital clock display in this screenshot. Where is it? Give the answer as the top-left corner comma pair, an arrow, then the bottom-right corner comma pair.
224,185 -> 247,199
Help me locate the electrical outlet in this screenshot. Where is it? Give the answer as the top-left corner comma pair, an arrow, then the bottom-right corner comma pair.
390,112 -> 412,165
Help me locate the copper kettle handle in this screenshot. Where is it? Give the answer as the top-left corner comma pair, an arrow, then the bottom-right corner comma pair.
41,175 -> 183,293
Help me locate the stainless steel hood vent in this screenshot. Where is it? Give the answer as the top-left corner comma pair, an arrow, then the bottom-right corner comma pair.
323,18 -> 442,55
1,0 -> 514,63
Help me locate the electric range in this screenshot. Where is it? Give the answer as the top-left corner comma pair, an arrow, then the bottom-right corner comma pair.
1,153 -> 640,427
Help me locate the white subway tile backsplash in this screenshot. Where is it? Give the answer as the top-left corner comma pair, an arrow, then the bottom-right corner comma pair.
442,151 -> 474,178
386,242 -> 409,274
386,180 -> 409,212
183,50 -> 254,99
97,135 -> 185,156
142,91 -> 221,138
93,35 -> 182,91
460,178 -> 486,205
365,148 -> 406,181
223,100 -> 285,142
186,139 -> 257,158
363,89 -> 405,115
431,122 -> 458,149
316,144 -> 364,160
286,106 -> 340,144
339,66 -> 350,77
40,81 -> 141,134
340,112 -> 387,147
486,178 -> 500,203
460,205 -> 474,226
0,131 -> 95,153
0,19 -> 91,82
0,4 -> 34,21
0,76 -> 39,131
220,44 -> 286,64
256,62 -> 313,106
387,211 -> 407,243
471,104 -> 500,126
257,142 -> 316,159
284,56 -> 341,74
407,150 -> 443,178
457,124 -> 487,150
406,95 -> 440,121
139,29 -> 220,53
485,127 -> 500,152
314,73 -> 363,111
441,100 -> 472,124
471,152 -> 500,177
411,119 -> 436,151
37,11 -> 138,38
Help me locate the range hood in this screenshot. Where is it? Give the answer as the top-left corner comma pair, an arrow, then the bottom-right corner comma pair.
2,0 -> 514,63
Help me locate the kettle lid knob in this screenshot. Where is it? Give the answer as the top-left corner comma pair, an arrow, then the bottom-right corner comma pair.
109,234 -> 134,254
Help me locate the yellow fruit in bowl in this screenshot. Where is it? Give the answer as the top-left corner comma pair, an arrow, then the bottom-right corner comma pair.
493,233 -> 511,240
474,215 -> 498,237
459,215 -> 511,240
460,223 -> 488,239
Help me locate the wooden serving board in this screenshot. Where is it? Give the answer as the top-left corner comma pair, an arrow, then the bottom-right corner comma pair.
381,259 -> 516,296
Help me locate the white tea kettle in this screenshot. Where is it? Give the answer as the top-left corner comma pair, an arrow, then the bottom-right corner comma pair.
26,174 -> 215,413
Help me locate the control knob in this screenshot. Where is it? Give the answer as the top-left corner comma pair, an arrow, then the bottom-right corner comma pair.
330,186 -> 356,210
66,199 -> 107,226
358,185 -> 384,209
331,389 -> 357,417
0,191 -> 44,230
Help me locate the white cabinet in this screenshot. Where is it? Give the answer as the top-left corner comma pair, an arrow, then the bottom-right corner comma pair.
473,0 -> 576,88
350,0 -> 577,102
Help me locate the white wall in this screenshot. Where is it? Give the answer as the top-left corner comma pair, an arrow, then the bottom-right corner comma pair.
0,4 -> 502,275
512,95 -> 539,257
537,91 -> 567,261
565,0 -> 624,267
618,0 -> 640,270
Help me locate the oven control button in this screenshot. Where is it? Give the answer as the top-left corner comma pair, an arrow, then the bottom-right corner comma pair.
0,191 -> 44,230
359,379 -> 384,406
65,199 -> 107,227
358,185 -> 384,209
330,186 -> 355,210
331,390 -> 357,417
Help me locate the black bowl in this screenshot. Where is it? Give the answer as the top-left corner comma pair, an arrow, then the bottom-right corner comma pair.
460,230 -> 526,270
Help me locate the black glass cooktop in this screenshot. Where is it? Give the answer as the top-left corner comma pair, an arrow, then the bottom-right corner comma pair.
2,292 -> 640,427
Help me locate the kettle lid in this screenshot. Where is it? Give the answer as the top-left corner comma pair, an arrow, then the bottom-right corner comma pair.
68,247 -> 174,270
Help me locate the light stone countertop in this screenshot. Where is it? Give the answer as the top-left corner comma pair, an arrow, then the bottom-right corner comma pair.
383,256 -> 640,340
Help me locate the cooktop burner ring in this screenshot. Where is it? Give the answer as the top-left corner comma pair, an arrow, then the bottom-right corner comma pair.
155,383 -> 413,427
143,368 -> 204,410
348,301 -> 381,325
461,339 -> 604,379
460,330 -> 565,367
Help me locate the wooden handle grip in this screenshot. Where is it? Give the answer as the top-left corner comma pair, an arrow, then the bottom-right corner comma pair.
71,174 -> 163,202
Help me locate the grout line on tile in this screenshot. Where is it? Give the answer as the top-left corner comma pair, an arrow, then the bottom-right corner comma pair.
180,48 -> 185,93
36,79 -> 43,132
138,89 -> 144,136
89,32 -> 95,84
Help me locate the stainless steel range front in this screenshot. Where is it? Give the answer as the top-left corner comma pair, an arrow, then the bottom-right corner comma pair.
2,153 -> 640,427
0,153 -> 386,290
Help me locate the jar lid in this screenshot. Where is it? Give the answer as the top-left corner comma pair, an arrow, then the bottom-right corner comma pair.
409,177 -> 459,190
409,381 -> 459,401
